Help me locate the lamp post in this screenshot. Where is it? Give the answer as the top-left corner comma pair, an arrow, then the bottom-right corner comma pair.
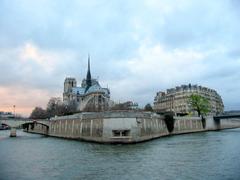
13,105 -> 16,118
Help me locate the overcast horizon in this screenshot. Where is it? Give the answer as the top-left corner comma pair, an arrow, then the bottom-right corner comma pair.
1,0 -> 240,116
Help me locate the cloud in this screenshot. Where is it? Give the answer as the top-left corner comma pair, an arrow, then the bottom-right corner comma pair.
1,0 -> 240,115
107,41 -> 205,103
0,85 -> 57,116
107,39 -> 240,109
0,41 -> 84,88
19,42 -> 57,72
0,42 -> 85,116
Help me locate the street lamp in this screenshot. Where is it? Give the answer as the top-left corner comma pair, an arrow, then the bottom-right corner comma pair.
13,105 -> 16,118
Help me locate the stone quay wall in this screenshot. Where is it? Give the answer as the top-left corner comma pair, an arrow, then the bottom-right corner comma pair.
25,111 -> 208,143
219,118 -> 240,129
25,111 -> 240,143
172,116 -> 205,135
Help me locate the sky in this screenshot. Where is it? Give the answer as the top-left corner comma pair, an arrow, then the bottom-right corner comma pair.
0,0 -> 240,116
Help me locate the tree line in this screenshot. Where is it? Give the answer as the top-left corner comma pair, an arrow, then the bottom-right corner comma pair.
29,97 -> 78,119
30,94 -> 210,119
30,97 -> 154,119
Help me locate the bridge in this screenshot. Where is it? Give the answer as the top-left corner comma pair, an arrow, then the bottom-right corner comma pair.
207,114 -> 240,130
214,114 -> 240,120
0,118 -> 49,137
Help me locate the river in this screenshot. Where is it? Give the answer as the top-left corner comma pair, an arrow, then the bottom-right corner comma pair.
0,129 -> 240,180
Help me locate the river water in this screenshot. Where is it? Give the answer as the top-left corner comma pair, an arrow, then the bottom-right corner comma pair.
0,129 -> 240,180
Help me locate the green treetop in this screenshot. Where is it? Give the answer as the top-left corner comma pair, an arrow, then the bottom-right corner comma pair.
188,94 -> 210,117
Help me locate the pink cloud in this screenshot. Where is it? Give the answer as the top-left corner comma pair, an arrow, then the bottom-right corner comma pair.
0,86 -> 60,117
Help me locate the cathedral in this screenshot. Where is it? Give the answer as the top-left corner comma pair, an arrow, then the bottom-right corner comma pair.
63,56 -> 110,111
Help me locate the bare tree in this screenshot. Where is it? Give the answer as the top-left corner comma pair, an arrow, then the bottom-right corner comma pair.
29,107 -> 48,119
64,100 -> 79,115
30,97 -> 79,119
46,97 -> 64,117
144,103 -> 153,111
47,98 -> 79,117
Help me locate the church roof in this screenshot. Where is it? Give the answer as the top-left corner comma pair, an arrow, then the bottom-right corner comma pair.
69,55 -> 110,97
85,84 -> 106,94
72,84 -> 110,96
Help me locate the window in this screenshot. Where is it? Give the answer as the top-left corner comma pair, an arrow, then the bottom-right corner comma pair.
98,95 -> 102,103
122,130 -> 130,136
112,130 -> 121,136
112,130 -> 130,137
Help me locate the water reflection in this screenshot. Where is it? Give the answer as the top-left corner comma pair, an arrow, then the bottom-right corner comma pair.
0,129 -> 240,180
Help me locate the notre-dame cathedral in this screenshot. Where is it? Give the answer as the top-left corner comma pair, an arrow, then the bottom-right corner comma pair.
63,56 -> 110,111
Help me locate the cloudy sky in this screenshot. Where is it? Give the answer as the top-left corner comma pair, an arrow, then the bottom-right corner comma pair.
0,0 -> 240,116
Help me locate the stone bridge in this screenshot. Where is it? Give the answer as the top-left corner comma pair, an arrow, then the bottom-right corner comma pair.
206,114 -> 240,130
0,118 -> 49,137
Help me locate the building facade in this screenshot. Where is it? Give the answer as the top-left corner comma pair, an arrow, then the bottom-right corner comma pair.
153,84 -> 224,116
63,56 -> 110,111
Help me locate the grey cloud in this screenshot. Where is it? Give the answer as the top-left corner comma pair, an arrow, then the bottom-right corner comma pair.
1,0 -> 240,115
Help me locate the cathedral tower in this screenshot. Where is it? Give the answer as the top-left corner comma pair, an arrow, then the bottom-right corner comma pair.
64,78 -> 77,93
63,78 -> 77,103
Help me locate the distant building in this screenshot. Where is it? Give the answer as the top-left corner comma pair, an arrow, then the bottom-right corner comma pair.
153,84 -> 224,116
63,56 -> 110,111
111,101 -> 139,110
0,111 -> 14,118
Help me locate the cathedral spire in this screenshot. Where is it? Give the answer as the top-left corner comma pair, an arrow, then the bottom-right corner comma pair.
86,54 -> 92,88
88,54 -> 90,73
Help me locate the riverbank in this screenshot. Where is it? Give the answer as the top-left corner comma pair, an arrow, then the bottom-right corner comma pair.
23,111 -> 240,144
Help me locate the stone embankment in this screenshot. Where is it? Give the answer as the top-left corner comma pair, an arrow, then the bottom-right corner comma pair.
25,111 -> 240,144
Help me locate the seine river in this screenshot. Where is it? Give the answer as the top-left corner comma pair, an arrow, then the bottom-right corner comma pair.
0,129 -> 240,180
